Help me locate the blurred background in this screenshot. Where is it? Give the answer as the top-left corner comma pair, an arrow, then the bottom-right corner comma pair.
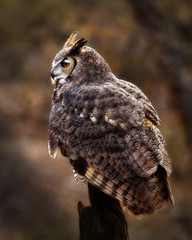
0,0 -> 192,239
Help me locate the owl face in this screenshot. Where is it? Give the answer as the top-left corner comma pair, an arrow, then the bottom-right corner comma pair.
51,56 -> 76,85
51,32 -> 111,87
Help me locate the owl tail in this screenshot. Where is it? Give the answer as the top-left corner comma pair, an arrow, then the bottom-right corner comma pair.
85,166 -> 173,216
124,166 -> 173,215
151,166 -> 174,209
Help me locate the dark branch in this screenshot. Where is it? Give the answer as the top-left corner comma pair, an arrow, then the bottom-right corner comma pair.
78,183 -> 129,240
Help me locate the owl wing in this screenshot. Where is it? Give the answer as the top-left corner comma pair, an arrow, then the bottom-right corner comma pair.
49,81 -> 172,215
73,82 -> 171,175
117,79 -> 161,125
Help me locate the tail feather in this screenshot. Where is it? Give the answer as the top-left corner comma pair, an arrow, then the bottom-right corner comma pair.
85,165 -> 173,216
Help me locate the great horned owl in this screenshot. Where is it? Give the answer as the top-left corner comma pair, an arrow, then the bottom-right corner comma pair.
48,32 -> 173,215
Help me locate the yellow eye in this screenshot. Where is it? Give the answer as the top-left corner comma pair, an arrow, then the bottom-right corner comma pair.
62,58 -> 71,68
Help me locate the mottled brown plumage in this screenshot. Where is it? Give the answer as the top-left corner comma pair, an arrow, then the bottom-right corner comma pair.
48,32 -> 173,215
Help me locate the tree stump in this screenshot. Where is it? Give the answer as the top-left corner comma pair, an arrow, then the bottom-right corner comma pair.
78,183 -> 129,240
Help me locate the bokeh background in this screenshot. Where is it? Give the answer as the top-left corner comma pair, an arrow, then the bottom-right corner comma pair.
0,0 -> 192,239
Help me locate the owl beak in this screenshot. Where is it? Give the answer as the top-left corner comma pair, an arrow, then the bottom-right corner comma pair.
51,69 -> 56,79
50,69 -> 67,85
50,70 -> 56,84
50,69 -> 60,84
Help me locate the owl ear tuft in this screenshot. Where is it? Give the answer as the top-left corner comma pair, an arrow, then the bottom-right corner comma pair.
64,32 -> 78,47
70,38 -> 88,54
64,32 -> 88,55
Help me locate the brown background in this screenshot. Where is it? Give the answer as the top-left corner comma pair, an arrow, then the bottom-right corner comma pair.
0,0 -> 192,239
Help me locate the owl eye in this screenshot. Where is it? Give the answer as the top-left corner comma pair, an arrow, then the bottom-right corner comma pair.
59,56 -> 75,77
62,58 -> 71,68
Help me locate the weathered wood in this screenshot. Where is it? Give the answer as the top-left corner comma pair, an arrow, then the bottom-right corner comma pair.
78,183 -> 129,240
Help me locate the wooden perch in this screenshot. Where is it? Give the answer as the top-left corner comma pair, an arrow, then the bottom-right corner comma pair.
78,183 -> 129,240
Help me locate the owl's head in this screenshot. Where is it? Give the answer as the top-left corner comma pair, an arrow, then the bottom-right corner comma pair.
51,32 -> 111,86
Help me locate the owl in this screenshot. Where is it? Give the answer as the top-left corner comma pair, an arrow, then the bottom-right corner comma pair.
48,32 -> 173,215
